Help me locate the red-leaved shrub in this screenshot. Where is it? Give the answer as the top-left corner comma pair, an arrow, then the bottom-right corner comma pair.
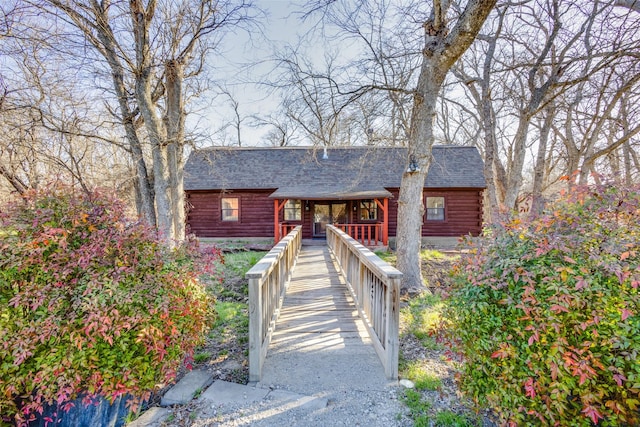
447,183 -> 640,426
0,187 -> 217,425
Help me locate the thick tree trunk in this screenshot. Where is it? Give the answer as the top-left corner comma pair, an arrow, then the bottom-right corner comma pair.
91,2 -> 156,227
165,59 -> 186,242
478,9 -> 505,223
395,0 -> 497,290
396,56 -> 442,291
131,2 -> 174,242
504,114 -> 531,210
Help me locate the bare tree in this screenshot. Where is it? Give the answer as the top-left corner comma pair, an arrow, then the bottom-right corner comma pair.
302,0 -> 496,289
448,0 -> 640,216
21,0 -> 258,243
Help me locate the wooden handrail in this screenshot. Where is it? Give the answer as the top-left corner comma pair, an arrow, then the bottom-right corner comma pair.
326,224 -> 402,379
246,225 -> 302,382
278,223 -> 298,241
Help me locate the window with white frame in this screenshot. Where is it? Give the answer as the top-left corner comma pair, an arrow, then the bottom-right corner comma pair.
426,196 -> 445,221
221,197 -> 239,221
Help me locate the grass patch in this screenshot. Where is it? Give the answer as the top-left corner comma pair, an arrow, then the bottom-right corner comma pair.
193,387 -> 204,399
420,248 -> 457,261
207,300 -> 250,354
223,251 -> 268,278
402,388 -> 431,426
193,351 -> 212,364
374,250 -> 396,264
402,360 -> 442,391
207,251 -> 267,301
434,410 -> 474,427
401,292 -> 444,350
213,301 -> 247,330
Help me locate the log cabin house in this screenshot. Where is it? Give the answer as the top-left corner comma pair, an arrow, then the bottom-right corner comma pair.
184,146 -> 485,246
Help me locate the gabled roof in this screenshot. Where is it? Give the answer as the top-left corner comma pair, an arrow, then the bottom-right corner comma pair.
183,146 -> 486,198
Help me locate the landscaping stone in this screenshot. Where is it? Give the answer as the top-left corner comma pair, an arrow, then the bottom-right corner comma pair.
160,370 -> 213,406
126,407 -> 170,427
399,379 -> 415,389
198,380 -> 270,405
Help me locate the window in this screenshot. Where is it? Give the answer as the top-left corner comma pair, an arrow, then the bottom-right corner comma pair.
426,196 -> 445,221
284,200 -> 302,221
221,197 -> 239,221
359,200 -> 377,220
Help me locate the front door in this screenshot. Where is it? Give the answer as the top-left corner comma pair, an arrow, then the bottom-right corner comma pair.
313,202 -> 347,237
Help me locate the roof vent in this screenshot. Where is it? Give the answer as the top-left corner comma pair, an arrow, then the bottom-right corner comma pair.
322,146 -> 328,160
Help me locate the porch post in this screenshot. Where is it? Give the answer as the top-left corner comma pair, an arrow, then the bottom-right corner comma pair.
274,199 -> 280,243
375,198 -> 390,246
383,198 -> 389,246
273,199 -> 289,243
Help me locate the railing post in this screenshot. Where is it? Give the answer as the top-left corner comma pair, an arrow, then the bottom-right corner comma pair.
385,277 -> 400,379
248,276 -> 263,382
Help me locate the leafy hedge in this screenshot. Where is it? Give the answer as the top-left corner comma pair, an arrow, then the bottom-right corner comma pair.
446,183 -> 640,426
0,187 -> 217,425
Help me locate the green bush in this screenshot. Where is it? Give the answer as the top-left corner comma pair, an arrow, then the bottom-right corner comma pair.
446,183 -> 640,426
0,187 -> 217,425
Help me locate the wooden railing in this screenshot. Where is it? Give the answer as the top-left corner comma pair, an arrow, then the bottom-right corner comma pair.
326,224 -> 402,379
335,223 -> 385,247
246,225 -> 302,382
278,223 -> 298,242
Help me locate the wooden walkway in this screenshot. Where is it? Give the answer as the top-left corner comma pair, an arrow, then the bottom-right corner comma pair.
260,246 -> 390,395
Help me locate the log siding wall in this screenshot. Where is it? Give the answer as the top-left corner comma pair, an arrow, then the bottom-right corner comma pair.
187,190 -> 276,238
186,188 -> 483,239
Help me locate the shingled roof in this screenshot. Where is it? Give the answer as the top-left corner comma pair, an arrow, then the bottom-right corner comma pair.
184,146 -> 485,199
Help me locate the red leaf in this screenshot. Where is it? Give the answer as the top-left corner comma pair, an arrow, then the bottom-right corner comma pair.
550,304 -> 569,313
621,251 -> 630,261
621,308 -> 633,321
550,362 -> 558,381
613,373 -> 627,387
491,346 -> 510,359
524,377 -> 536,398
582,405 -> 603,424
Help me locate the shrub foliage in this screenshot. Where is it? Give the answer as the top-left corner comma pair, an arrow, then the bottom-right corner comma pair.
0,188 -> 217,425
447,183 -> 640,426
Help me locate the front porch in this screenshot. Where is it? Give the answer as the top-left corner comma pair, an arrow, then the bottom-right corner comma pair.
274,197 -> 390,248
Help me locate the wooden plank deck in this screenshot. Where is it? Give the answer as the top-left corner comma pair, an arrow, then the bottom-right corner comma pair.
260,246 -> 390,395
272,246 -> 371,343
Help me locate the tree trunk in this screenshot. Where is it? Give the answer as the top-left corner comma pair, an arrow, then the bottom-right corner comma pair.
530,106 -> 554,215
165,59 -> 186,242
131,2 -> 173,242
0,164 -> 28,195
91,2 -> 156,227
504,114 -> 531,209
396,53 -> 445,291
395,0 -> 497,290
